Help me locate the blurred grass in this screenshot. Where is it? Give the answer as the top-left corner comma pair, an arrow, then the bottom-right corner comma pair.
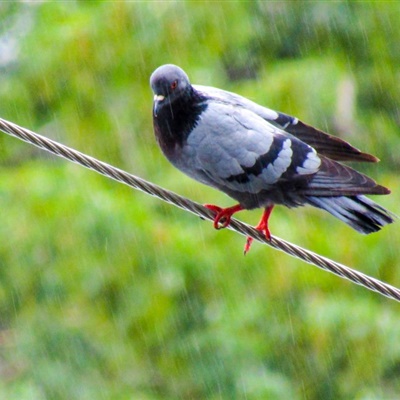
1,2 -> 400,399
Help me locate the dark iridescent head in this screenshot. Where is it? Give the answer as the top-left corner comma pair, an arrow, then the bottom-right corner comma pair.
150,64 -> 192,116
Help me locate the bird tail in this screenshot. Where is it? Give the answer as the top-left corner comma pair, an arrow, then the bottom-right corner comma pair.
306,195 -> 395,234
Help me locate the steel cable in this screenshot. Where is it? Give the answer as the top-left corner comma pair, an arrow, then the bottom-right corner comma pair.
1,117 -> 399,302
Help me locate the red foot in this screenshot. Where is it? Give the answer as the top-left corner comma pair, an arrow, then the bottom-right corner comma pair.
244,205 -> 274,254
204,204 -> 244,229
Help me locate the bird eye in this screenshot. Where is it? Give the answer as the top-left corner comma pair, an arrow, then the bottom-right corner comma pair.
171,80 -> 178,90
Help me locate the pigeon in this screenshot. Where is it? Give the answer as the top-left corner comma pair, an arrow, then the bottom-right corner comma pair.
150,64 -> 394,253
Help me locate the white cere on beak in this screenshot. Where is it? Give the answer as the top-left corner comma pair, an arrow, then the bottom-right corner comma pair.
154,94 -> 165,101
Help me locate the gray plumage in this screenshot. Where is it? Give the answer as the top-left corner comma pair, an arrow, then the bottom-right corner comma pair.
150,64 -> 394,238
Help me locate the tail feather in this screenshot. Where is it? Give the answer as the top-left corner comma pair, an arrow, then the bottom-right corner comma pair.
306,195 -> 395,234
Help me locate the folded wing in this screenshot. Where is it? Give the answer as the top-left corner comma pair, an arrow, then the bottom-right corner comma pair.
194,84 -> 378,163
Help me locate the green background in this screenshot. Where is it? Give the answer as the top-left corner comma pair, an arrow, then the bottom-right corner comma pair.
1,2 -> 399,399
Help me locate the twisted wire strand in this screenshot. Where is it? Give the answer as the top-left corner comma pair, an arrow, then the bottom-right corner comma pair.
1,117 -> 399,302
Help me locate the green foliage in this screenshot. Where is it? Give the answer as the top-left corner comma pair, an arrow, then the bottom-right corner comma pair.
1,2 -> 400,399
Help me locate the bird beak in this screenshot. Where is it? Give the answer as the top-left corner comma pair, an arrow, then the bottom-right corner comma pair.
153,94 -> 165,117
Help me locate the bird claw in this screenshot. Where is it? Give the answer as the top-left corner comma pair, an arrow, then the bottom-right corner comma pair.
204,204 -> 273,255
244,237 -> 253,255
204,204 -> 243,230
243,227 -> 271,255
243,206 -> 274,254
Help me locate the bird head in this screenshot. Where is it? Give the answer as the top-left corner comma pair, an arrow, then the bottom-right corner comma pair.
150,64 -> 192,117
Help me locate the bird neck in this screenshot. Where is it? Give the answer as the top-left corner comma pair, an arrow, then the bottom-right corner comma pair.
153,88 -> 207,153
